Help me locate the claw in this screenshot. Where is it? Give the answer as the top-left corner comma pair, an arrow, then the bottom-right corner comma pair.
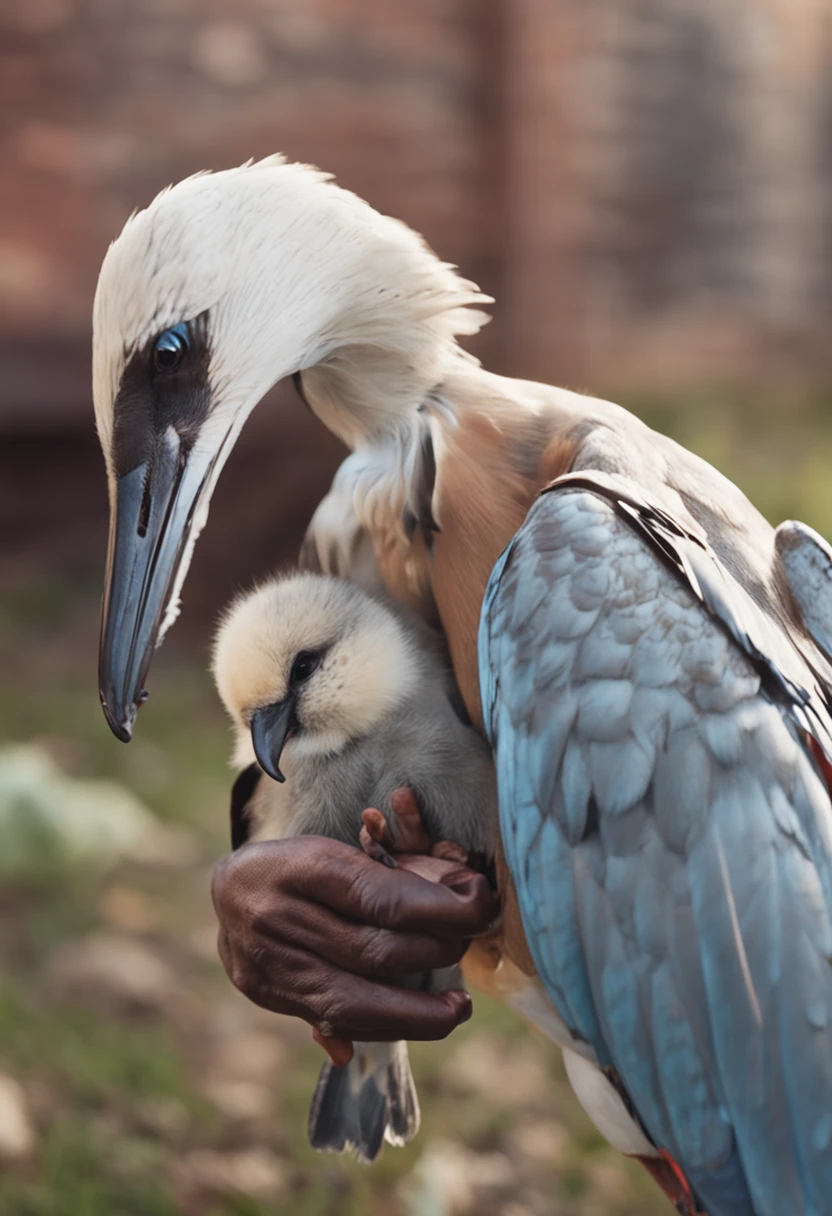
359,825 -> 398,867
360,809 -> 399,867
361,807 -> 394,848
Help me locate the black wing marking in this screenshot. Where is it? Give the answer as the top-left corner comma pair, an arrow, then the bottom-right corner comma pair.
229,763 -> 263,851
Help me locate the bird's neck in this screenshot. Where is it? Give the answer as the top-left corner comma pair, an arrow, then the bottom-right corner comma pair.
428,369 -> 575,722
299,337 -> 465,451
295,336 -> 463,625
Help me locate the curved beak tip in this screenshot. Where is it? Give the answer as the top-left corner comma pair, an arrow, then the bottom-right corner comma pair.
250,698 -> 295,784
253,748 -> 286,784
99,693 -> 136,744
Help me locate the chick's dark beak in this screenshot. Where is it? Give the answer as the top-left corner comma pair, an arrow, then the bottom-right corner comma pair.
250,695 -> 298,783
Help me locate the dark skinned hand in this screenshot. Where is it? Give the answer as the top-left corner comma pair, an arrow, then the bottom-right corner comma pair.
211,789 -> 497,1065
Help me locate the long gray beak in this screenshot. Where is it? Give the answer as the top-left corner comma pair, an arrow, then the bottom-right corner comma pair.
250,696 -> 297,783
98,428 -> 218,742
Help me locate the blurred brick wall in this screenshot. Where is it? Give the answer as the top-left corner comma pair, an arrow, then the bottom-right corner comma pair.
576,0 -> 832,388
0,0 -> 505,428
1,0 -> 831,432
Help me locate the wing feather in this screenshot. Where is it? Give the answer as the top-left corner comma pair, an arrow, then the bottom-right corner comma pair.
479,482 -> 832,1215
775,520 -> 832,665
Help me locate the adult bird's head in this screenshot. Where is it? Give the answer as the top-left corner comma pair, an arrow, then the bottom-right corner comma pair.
93,155 -> 489,740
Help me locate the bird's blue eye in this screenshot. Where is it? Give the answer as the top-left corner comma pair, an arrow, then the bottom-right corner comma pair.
153,324 -> 189,373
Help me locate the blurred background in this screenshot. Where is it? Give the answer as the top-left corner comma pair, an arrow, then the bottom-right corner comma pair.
1,2 -> 832,1214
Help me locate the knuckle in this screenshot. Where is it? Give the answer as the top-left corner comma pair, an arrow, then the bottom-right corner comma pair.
349,868 -> 398,928
248,943 -> 268,970
345,868 -> 372,914
210,856 -> 231,912
355,929 -> 395,974
220,840 -> 290,901
212,851 -> 252,916
225,935 -> 271,996
317,991 -> 348,1037
247,893 -> 278,937
380,889 -> 403,927
229,957 -> 254,995
216,928 -> 231,967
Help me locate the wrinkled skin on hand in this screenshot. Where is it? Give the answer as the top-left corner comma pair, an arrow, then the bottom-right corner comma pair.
211,789 -> 497,1064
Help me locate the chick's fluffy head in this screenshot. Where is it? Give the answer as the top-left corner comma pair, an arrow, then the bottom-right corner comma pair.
213,572 -> 419,756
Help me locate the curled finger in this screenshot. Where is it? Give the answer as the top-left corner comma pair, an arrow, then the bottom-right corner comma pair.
315,976 -> 473,1043
256,894 -> 470,977
284,838 -> 498,937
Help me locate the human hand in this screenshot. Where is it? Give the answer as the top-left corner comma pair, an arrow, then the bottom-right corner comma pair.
212,809 -> 496,1062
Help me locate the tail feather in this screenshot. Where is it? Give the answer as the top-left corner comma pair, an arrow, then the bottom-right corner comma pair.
307,1041 -> 420,1163
383,1040 -> 420,1146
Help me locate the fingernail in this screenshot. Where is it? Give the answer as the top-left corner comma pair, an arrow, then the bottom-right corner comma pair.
454,993 -> 473,1024
446,875 -> 476,898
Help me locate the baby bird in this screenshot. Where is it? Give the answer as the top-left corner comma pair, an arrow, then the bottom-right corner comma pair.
212,572 -> 498,1162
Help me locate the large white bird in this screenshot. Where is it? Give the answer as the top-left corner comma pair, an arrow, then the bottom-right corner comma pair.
93,156 -> 832,1216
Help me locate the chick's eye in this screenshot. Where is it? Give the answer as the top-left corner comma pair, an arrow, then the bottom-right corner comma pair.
153,325 -> 189,374
290,650 -> 320,685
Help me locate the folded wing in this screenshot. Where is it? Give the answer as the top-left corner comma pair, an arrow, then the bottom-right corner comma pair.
479,479 -> 832,1216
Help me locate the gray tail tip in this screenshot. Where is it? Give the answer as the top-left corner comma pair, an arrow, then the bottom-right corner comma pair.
307,1042 -> 420,1164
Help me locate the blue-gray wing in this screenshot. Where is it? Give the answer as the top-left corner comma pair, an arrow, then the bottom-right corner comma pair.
478,480 -> 832,1216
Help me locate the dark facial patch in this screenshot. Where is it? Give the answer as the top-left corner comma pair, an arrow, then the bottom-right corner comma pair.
111,311 -> 212,477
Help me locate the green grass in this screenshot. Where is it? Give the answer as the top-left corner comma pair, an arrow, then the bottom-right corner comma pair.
0,982 -> 207,1216
0,986 -> 197,1110
0,1121 -> 179,1216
